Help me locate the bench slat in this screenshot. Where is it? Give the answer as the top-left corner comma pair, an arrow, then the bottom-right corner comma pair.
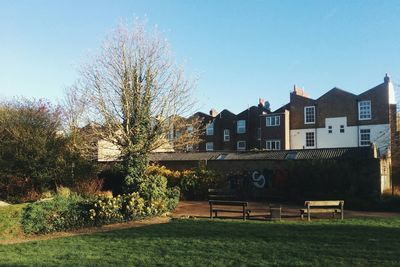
209,200 -> 247,206
300,208 -> 340,214
212,209 -> 250,213
305,200 -> 344,206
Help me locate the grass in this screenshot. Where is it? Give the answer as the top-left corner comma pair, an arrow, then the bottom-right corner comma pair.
1,217 -> 400,266
0,204 -> 26,242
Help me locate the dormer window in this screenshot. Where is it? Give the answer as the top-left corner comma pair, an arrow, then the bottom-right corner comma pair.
266,116 -> 280,127
304,106 -> 315,124
358,100 -> 371,120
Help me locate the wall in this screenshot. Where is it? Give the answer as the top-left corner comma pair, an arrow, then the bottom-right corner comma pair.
156,157 -> 384,200
290,123 -> 390,154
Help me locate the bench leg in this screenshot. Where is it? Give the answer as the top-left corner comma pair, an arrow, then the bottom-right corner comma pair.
300,213 -> 304,220
341,209 -> 344,220
243,206 -> 246,221
210,204 -> 213,219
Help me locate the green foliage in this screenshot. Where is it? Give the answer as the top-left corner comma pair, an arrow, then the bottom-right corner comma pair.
20,188 -> 176,234
148,165 -> 225,200
56,186 -> 71,198
86,193 -> 145,225
0,99 -> 98,203
166,187 -> 180,211
21,194 -> 86,234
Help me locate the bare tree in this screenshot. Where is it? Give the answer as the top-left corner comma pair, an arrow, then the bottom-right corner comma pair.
67,20 -> 202,190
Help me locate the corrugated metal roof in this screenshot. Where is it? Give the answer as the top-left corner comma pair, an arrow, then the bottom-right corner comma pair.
149,147 -> 374,162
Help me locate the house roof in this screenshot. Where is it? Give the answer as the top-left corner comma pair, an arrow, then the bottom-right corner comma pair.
149,147 -> 375,162
317,87 -> 357,101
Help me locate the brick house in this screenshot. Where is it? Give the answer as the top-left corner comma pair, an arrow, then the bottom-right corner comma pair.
194,74 -> 398,156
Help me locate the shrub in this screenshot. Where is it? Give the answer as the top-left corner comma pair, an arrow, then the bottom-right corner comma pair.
86,193 -> 146,225
56,186 -> 71,198
21,192 -> 150,234
147,165 -> 225,200
21,194 -> 87,234
166,187 -> 180,211
0,175 -> 40,203
179,168 -> 225,200
73,178 -> 104,197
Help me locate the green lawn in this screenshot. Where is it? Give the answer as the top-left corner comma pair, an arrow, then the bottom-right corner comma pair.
0,204 -> 26,242
1,217 -> 400,266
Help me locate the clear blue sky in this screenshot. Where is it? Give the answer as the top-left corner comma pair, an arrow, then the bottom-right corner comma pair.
1,0 -> 400,114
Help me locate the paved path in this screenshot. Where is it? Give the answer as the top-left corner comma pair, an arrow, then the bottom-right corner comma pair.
0,201 -> 10,207
173,201 -> 400,221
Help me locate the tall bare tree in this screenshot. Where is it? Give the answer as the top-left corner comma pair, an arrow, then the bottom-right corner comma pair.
67,20 -> 202,191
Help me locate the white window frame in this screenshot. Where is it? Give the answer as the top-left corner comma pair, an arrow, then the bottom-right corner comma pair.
359,129 -> 371,146
304,106 -> 315,124
206,142 -> 214,151
187,125 -> 194,134
237,120 -> 246,134
340,125 -> 345,133
223,129 -> 230,142
305,132 -> 315,147
358,100 -> 371,120
237,140 -> 246,151
266,140 -> 281,150
206,122 -> 214,136
328,125 -> 332,134
266,116 -> 280,127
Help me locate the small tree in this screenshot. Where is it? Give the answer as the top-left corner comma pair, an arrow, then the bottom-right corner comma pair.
0,99 -> 67,201
68,20 -> 202,192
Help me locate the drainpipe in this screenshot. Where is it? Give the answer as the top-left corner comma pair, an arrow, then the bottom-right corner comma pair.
315,104 -> 318,148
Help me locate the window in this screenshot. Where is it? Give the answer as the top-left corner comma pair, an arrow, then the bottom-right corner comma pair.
237,141 -> 246,151
217,154 -> 227,160
359,129 -> 371,146
257,128 -> 261,140
237,120 -> 246,134
187,126 -> 193,134
304,106 -> 315,124
223,129 -> 230,142
266,116 -> 280,126
328,125 -> 332,134
206,122 -> 214,135
285,152 -> 298,160
358,101 -> 371,120
186,144 -> 193,151
266,140 -> 281,150
305,132 -> 315,147
340,125 -> 345,133
206,142 -> 214,151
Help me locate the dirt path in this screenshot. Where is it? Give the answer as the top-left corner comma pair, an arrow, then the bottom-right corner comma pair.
1,216 -> 170,245
173,201 -> 400,220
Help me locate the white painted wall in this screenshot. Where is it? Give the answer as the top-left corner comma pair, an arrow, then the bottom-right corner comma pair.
290,116 -> 390,155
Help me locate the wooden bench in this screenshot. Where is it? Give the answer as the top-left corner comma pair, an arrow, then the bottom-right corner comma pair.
209,200 -> 251,220
300,200 -> 344,221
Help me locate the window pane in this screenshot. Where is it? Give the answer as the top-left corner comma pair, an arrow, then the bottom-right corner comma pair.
305,106 -> 315,124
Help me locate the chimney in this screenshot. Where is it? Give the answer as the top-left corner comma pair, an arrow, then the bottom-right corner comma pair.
209,108 -> 218,117
293,85 -> 309,98
258,98 -> 265,108
384,73 -> 390,83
